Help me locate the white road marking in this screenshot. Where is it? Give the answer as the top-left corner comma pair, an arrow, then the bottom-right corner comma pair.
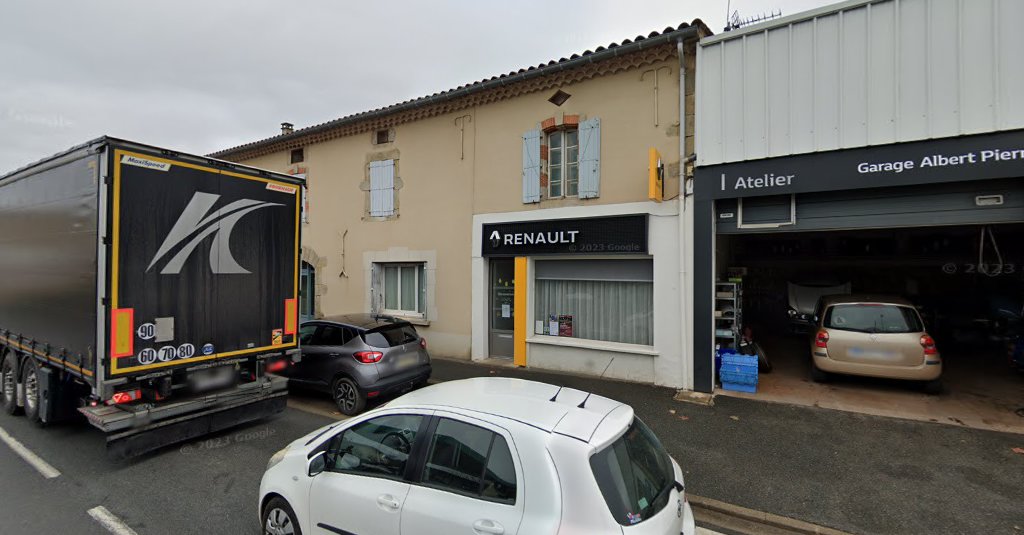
87,506 -> 139,535
0,425 -> 61,479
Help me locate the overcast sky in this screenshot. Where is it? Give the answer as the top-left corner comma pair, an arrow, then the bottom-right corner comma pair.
1,0 -> 832,171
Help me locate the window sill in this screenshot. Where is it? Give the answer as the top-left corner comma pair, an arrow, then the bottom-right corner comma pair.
384,315 -> 430,327
526,336 -> 657,356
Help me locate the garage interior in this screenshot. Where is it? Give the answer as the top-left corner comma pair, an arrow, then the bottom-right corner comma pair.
711,184 -> 1024,433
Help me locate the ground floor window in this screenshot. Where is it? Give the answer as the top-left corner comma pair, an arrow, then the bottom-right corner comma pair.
535,258 -> 653,345
377,262 -> 426,317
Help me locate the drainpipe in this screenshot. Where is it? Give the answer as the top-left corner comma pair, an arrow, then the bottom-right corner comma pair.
677,37 -> 694,391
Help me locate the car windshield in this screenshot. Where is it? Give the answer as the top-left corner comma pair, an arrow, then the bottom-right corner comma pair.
362,324 -> 418,348
589,417 -> 674,527
824,304 -> 923,334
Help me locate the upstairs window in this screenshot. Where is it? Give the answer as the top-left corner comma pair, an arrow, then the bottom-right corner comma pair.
548,129 -> 579,198
290,148 -> 304,164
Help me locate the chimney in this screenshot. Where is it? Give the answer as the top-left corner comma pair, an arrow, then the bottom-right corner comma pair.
280,122 -> 294,135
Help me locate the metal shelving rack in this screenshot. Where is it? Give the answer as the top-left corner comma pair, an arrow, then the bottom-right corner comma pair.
714,281 -> 742,349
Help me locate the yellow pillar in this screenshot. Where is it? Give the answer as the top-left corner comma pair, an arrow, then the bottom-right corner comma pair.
513,257 -> 527,367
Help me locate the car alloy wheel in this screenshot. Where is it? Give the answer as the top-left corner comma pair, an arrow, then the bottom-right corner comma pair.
334,380 -> 356,412
331,377 -> 366,416
264,504 -> 296,532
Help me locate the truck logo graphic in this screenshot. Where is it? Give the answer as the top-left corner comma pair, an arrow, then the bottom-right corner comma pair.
147,191 -> 283,275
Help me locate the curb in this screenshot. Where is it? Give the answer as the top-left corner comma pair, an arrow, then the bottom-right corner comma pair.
689,495 -> 853,535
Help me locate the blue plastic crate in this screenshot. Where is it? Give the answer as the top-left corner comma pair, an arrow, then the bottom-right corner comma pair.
719,370 -> 758,385
722,381 -> 757,393
720,353 -> 758,375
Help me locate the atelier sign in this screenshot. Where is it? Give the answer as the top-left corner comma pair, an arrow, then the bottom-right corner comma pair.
695,129 -> 1024,200
481,215 -> 647,257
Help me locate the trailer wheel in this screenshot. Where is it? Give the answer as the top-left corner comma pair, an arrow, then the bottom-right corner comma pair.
1,353 -> 21,415
21,358 -> 43,424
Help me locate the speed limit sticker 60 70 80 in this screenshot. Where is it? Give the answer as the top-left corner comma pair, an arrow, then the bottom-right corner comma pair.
137,348 -> 157,365
158,346 -> 177,362
177,343 -> 195,359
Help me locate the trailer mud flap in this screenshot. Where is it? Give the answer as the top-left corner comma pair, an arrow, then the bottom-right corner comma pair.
105,392 -> 287,461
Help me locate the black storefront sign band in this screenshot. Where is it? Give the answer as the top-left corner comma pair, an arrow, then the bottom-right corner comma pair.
695,128 -> 1024,200
481,214 -> 647,257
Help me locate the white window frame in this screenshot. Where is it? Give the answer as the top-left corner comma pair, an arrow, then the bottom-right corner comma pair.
379,262 -> 425,318
547,129 -> 579,198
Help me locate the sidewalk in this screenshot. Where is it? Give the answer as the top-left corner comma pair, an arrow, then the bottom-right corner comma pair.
430,357 -> 1024,535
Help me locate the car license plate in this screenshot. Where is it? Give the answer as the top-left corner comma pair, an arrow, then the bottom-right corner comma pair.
188,366 -> 236,392
396,354 -> 418,369
848,347 -> 898,360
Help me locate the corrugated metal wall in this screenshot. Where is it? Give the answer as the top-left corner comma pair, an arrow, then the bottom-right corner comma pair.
697,0 -> 1024,166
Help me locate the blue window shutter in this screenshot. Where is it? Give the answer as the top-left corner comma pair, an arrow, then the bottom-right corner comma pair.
578,118 -> 601,199
522,129 -> 541,203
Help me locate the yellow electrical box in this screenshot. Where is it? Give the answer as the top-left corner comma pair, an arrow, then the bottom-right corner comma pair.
648,148 -> 664,202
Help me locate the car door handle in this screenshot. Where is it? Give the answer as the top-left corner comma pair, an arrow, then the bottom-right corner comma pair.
472,519 -> 504,535
376,494 -> 401,511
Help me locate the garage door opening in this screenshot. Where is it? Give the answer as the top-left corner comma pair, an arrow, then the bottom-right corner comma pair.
713,223 -> 1024,433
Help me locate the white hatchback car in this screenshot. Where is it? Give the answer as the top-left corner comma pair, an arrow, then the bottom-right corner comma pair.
260,377 -> 696,535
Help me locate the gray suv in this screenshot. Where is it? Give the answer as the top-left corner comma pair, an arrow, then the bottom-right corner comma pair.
283,314 -> 432,415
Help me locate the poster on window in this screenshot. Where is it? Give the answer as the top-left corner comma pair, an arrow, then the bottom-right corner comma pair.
558,315 -> 573,337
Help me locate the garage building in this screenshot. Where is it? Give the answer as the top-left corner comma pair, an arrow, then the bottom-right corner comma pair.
692,0 -> 1024,431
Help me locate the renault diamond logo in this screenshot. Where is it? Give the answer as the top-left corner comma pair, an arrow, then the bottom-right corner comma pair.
148,192 -> 282,275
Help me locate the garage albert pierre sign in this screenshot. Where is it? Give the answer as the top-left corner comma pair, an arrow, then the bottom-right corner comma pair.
481,214 -> 647,257
695,129 -> 1024,200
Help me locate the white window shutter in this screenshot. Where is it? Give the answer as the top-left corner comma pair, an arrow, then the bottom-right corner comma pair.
369,160 -> 395,216
522,129 -> 541,203
578,118 -> 601,199
370,263 -> 382,313
381,159 -> 395,215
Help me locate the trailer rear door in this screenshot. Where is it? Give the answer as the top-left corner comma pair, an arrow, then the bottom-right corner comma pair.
106,148 -> 300,377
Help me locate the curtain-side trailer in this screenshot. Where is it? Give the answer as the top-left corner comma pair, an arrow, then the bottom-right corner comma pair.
0,137 -> 304,458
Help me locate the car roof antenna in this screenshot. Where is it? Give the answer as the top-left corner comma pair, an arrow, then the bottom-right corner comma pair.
578,392 -> 592,409
549,386 -> 563,402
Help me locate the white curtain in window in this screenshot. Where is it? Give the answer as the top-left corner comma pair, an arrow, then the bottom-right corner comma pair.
535,279 -> 653,345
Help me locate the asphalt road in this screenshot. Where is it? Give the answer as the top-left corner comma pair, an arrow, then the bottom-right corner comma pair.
2,359 -> 1022,535
0,402 -> 334,535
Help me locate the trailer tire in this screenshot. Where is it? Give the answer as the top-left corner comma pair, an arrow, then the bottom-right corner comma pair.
331,376 -> 366,416
21,358 -> 43,424
262,496 -> 302,535
1,352 -> 22,415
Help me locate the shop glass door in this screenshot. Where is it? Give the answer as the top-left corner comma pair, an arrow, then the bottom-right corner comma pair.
489,258 -> 515,359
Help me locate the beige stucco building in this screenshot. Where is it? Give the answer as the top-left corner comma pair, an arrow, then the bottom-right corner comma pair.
211,20 -> 710,389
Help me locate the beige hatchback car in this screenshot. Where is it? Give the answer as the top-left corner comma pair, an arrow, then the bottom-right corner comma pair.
809,295 -> 943,393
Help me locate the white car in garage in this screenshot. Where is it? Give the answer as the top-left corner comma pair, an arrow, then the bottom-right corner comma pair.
259,377 -> 696,535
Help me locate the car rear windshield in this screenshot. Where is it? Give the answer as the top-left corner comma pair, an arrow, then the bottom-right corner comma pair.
362,324 -> 419,348
590,417 -> 674,527
824,304 -> 923,334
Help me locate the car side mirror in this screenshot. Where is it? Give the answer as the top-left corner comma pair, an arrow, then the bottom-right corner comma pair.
308,451 -> 326,477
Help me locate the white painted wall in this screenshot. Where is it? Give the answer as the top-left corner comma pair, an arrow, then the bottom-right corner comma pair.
697,0 -> 1024,166
471,200 -> 690,389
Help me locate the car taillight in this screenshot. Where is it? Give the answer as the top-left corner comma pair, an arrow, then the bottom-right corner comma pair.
920,334 -> 938,355
815,330 -> 829,348
266,359 -> 288,373
109,389 -> 141,405
353,351 -> 383,364
419,338 -> 427,350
